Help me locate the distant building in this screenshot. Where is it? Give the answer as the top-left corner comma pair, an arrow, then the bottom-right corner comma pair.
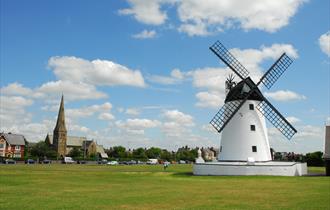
46,95 -> 108,159
0,133 -> 26,159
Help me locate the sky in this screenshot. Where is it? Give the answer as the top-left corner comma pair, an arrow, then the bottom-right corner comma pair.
0,0 -> 329,153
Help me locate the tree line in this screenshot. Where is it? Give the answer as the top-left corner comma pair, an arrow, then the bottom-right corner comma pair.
25,141 -> 326,166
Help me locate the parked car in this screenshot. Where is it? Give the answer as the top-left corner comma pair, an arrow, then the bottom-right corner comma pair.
4,159 -> 16,164
97,159 -> 108,164
62,156 -> 75,164
25,159 -> 35,164
179,160 -> 186,164
107,161 -> 118,165
77,160 -> 87,164
42,159 -> 52,164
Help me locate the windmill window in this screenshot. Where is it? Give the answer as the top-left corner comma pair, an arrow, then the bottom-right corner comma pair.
252,146 -> 257,152
250,125 -> 256,131
249,104 -> 254,110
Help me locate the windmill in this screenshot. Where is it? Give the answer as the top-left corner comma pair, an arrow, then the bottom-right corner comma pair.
209,41 -> 297,162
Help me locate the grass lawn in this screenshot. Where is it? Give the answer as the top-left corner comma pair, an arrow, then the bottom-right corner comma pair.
0,164 -> 329,210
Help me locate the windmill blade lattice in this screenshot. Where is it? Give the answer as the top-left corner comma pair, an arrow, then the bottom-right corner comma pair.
210,41 -> 250,80
210,100 -> 243,133
256,99 -> 297,139
259,53 -> 293,89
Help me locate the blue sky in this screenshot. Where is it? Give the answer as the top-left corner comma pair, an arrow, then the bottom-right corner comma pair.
1,0 -> 329,153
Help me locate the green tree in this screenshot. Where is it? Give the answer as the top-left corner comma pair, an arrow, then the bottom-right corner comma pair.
146,147 -> 162,159
132,147 -> 147,160
109,146 -> 127,158
160,149 -> 172,161
30,141 -> 57,159
68,147 -> 82,158
305,151 -> 324,166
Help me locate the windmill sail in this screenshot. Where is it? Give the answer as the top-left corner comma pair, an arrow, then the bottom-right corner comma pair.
258,53 -> 293,89
256,99 -> 297,139
210,41 -> 249,80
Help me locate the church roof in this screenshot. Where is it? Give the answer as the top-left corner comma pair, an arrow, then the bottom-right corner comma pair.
225,77 -> 263,103
54,95 -> 67,132
46,135 -> 87,147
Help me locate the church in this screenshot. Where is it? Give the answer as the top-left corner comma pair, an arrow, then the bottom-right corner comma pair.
45,95 -> 108,159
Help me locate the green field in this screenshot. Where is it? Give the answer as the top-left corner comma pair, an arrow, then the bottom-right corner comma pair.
0,164 -> 329,210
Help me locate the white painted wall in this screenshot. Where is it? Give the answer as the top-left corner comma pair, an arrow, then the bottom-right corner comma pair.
219,100 -> 271,161
193,162 -> 308,176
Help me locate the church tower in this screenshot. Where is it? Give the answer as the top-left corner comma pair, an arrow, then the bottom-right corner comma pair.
53,95 -> 67,158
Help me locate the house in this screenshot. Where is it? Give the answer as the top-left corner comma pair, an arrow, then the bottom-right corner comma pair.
0,133 -> 26,159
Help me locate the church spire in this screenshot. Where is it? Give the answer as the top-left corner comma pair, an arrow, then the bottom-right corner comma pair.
54,94 -> 67,132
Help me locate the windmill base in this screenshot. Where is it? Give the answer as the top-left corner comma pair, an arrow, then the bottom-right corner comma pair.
193,161 -> 307,176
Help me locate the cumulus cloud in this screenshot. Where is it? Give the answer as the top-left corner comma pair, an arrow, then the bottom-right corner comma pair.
132,30 -> 156,39
161,110 -> 195,137
177,0 -> 306,35
116,118 -> 160,134
66,102 -> 114,119
48,56 -> 146,87
147,68 -> 186,85
120,0 -> 306,36
37,80 -> 107,101
118,0 -> 168,25
319,31 -> 330,57
264,90 -> 306,102
0,82 -> 33,96
0,96 -> 34,130
286,116 -> 301,124
125,108 -> 140,116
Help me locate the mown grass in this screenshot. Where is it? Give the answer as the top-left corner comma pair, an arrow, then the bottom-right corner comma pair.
0,164 -> 329,210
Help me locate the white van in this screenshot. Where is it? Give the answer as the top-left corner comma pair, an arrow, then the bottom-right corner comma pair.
147,159 -> 158,165
63,156 -> 75,164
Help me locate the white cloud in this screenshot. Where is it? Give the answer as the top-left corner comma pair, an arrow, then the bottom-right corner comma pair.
147,68 -> 185,85
0,82 -> 33,96
132,30 -> 156,39
125,108 -> 140,116
48,56 -> 146,87
195,91 -> 224,109
37,80 -> 107,101
319,31 -> 330,57
120,0 -> 306,36
66,102 -> 113,119
286,116 -> 301,124
163,109 -> 194,126
116,118 -> 160,134
178,21 -> 210,36
177,0 -> 306,35
0,96 -> 34,132
98,113 -> 115,121
264,90 -> 306,102
118,0 -> 168,25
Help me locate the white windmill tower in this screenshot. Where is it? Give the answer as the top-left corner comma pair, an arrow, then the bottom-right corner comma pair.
193,41 -> 307,176
209,41 -> 297,162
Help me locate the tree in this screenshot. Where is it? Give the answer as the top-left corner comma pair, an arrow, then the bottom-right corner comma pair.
30,141 -> 57,159
160,149 -> 172,161
68,147 -> 82,158
132,147 -> 147,159
146,147 -> 162,159
305,151 -> 324,166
